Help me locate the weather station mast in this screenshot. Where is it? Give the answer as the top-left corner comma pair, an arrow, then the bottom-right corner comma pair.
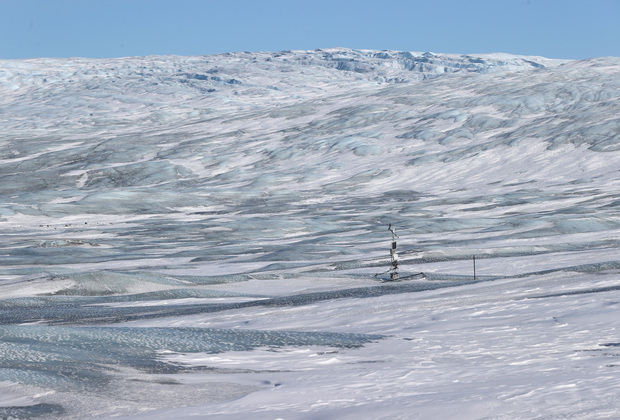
378,224 -> 425,282
388,223 -> 399,280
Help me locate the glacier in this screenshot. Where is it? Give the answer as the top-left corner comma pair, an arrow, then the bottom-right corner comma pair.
1,48 -> 620,418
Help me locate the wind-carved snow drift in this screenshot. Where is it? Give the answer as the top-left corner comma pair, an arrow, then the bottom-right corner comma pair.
1,49 -> 620,419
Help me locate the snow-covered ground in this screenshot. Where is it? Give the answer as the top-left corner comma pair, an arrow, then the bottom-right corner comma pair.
1,48 -> 620,418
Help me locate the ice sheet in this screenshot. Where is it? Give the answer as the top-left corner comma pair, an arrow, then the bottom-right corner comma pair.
1,49 -> 620,418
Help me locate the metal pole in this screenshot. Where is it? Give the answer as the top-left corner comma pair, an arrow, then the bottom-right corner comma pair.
473,255 -> 476,280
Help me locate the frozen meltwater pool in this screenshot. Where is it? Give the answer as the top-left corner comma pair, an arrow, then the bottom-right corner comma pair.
0,324 -> 382,418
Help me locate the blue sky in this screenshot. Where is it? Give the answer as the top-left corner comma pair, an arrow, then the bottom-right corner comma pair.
1,0 -> 618,60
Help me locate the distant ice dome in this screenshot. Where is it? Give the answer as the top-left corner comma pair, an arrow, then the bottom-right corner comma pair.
0,48 -> 569,134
